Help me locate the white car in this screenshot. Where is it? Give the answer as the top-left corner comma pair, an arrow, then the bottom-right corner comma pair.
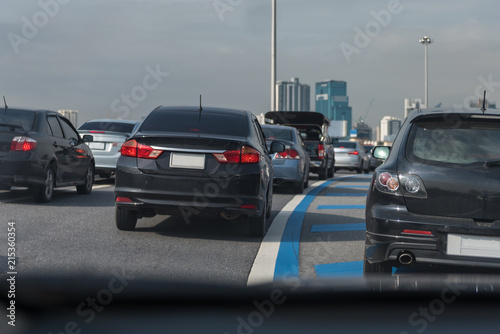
78,119 -> 141,178
334,141 -> 369,174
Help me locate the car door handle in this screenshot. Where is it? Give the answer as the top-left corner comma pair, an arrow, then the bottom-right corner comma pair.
53,142 -> 58,147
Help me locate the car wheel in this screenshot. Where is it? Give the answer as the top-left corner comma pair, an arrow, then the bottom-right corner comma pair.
303,172 -> 309,189
363,258 -> 392,275
32,167 -> 55,203
318,163 -> 328,180
248,193 -> 269,237
77,164 -> 94,195
356,161 -> 363,174
327,161 -> 335,178
363,162 -> 370,174
116,207 -> 138,231
99,172 -> 112,179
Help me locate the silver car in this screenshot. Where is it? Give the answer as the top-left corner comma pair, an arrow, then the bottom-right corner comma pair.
78,119 -> 141,178
334,141 -> 369,174
261,124 -> 310,194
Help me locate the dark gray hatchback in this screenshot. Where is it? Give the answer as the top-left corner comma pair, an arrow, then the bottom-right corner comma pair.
114,106 -> 285,237
365,107 -> 500,274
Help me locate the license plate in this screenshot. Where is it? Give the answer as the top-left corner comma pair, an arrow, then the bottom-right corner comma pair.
447,234 -> 500,259
169,153 -> 205,169
89,142 -> 106,150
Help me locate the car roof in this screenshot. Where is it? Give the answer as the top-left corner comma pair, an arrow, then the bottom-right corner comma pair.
1,107 -> 57,114
261,124 -> 298,131
154,106 -> 249,117
407,107 -> 500,121
81,119 -> 141,124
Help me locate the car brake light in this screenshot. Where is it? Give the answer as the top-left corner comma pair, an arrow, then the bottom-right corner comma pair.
10,136 -> 37,151
348,151 -> 359,155
275,149 -> 299,160
402,229 -> 432,236
116,197 -> 132,203
318,144 -> 324,159
213,146 -> 261,164
89,131 -> 105,133
376,171 -> 427,198
120,140 -> 162,159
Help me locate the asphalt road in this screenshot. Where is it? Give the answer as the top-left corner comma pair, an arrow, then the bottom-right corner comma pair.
0,171 -> 371,288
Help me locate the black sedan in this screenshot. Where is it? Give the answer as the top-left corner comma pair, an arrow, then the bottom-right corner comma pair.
114,106 -> 285,237
0,107 -> 94,202
364,107 -> 500,274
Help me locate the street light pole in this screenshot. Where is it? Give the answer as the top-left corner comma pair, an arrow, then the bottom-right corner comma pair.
419,36 -> 432,108
271,0 -> 276,111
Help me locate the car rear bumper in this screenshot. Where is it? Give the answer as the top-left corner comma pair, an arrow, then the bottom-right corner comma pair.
272,159 -> 302,183
114,166 -> 267,218
365,203 -> 500,269
0,158 -> 46,186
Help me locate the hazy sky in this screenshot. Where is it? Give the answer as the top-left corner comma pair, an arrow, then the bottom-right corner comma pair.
2,0 -> 500,129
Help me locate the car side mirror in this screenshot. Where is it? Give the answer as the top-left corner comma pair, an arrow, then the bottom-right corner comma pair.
373,146 -> 391,160
269,141 -> 285,154
82,135 -> 93,142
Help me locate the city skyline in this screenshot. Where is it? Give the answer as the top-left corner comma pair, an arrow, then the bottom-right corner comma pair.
2,1 -> 500,131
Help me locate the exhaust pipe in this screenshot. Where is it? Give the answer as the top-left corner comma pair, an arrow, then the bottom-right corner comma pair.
398,252 -> 414,265
220,212 -> 240,220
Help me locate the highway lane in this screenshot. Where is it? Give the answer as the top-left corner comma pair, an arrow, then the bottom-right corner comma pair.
0,172 -> 372,289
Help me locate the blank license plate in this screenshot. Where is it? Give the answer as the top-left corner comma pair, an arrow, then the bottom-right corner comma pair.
169,153 -> 205,169
89,142 -> 106,150
447,234 -> 500,259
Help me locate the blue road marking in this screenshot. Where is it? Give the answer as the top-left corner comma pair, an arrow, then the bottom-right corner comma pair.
335,185 -> 370,188
326,193 -> 366,197
310,223 -> 366,233
274,181 -> 334,280
317,205 -> 366,210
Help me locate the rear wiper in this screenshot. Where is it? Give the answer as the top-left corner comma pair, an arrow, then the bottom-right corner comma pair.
0,123 -> 24,131
484,160 -> 500,167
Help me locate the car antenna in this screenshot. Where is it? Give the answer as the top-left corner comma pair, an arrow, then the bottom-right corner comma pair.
480,90 -> 487,113
3,96 -> 7,112
198,94 -> 202,122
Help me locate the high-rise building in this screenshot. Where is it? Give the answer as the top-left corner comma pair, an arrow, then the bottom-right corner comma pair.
58,109 -> 78,127
275,77 -> 310,111
404,98 -> 422,119
379,116 -> 401,142
352,121 -> 373,140
315,80 -> 352,132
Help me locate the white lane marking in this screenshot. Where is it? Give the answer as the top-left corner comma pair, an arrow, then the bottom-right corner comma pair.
247,180 -> 327,286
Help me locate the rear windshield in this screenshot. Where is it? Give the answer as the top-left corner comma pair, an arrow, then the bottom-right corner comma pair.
140,111 -> 248,137
0,109 -> 36,132
407,117 -> 500,165
335,142 -> 356,149
294,126 -> 322,141
262,127 -> 293,141
78,121 -> 136,133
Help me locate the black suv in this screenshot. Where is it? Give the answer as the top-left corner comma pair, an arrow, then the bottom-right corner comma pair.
114,106 -> 285,237
365,107 -> 500,274
0,107 -> 94,202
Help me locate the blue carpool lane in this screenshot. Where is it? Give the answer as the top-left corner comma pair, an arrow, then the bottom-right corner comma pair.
273,175 -> 373,281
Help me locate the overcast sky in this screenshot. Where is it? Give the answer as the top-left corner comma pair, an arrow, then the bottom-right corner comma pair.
2,0 -> 500,129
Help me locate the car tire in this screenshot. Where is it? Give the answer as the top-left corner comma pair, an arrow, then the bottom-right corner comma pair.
292,175 -> 304,194
363,258 -> 392,275
248,193 -> 269,238
303,172 -> 309,189
32,167 -> 55,203
356,161 -> 363,174
99,172 -> 112,179
327,161 -> 335,178
77,164 -> 94,195
318,163 -> 328,180
116,207 -> 138,231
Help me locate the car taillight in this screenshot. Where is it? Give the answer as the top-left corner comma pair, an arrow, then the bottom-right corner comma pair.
375,171 -> 427,198
120,140 -> 162,159
89,131 -> 105,133
275,149 -> 300,160
318,144 -> 324,159
348,150 -> 359,155
10,136 -> 37,151
213,146 -> 261,164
